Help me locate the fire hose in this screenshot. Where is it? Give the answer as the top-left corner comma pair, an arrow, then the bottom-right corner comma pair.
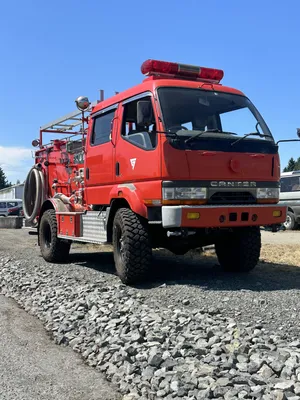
23,166 -> 45,224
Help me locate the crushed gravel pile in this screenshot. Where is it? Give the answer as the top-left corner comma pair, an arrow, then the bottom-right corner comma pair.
0,254 -> 299,400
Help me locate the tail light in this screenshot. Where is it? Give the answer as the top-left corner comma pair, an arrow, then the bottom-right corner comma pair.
141,59 -> 224,83
7,206 -> 19,213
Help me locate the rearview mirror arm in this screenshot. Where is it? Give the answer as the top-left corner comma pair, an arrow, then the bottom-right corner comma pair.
276,139 -> 300,145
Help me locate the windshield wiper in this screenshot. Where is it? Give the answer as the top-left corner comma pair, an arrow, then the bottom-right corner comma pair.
185,129 -> 237,145
155,130 -> 179,138
231,132 -> 270,146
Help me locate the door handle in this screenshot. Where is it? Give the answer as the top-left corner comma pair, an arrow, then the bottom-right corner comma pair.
86,167 -> 90,180
116,162 -> 120,176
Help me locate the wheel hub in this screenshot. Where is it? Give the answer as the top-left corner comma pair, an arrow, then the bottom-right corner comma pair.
284,215 -> 292,228
44,223 -> 52,248
115,226 -> 125,263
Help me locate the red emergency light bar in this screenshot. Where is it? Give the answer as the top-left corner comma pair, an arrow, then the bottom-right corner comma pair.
141,59 -> 224,83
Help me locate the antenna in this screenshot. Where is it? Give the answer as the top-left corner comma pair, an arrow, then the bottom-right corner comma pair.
98,89 -> 104,103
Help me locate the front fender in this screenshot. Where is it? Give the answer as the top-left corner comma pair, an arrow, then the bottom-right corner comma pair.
109,183 -> 147,218
40,198 -> 72,214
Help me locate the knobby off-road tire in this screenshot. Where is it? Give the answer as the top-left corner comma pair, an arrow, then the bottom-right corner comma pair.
39,210 -> 71,263
215,226 -> 261,273
112,208 -> 152,284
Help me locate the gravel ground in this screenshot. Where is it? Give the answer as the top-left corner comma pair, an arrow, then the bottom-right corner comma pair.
0,229 -> 299,399
0,295 -> 120,400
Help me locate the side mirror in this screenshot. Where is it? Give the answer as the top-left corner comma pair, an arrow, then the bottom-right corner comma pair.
137,100 -> 154,126
297,128 -> 300,138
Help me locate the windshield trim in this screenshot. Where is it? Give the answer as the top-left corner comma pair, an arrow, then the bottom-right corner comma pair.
155,86 -> 274,142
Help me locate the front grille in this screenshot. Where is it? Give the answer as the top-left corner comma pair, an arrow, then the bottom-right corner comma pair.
208,191 -> 256,205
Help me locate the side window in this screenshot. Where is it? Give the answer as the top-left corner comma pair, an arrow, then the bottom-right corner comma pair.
280,178 -> 289,192
121,96 -> 157,150
181,122 -> 193,130
291,177 -> 300,191
91,110 -> 116,146
280,177 -> 300,192
0,202 -> 6,208
7,201 -> 17,207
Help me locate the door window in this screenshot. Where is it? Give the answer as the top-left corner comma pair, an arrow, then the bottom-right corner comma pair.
122,96 -> 157,150
91,110 -> 116,146
7,201 -> 18,207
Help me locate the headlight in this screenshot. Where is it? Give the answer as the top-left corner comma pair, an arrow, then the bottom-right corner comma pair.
257,188 -> 280,199
163,187 -> 207,200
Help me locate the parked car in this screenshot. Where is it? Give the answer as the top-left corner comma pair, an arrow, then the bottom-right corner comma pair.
7,205 -> 24,216
0,199 -> 23,217
279,171 -> 300,230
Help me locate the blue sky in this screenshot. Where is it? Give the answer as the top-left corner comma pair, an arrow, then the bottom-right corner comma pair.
0,0 -> 299,182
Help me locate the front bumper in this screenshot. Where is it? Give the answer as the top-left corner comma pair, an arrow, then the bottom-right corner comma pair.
162,204 -> 287,228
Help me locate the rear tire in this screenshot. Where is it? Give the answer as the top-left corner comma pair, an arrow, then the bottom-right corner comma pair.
284,211 -> 298,230
39,209 -> 71,262
215,226 -> 261,273
112,208 -> 152,284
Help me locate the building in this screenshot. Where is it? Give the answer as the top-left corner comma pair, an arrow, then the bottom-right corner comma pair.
0,183 -> 24,200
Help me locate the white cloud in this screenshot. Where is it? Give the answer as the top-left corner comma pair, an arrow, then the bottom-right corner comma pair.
0,146 -> 33,183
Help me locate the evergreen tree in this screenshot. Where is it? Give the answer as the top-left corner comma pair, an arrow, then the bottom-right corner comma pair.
283,157 -> 296,172
0,167 -> 10,190
294,157 -> 300,171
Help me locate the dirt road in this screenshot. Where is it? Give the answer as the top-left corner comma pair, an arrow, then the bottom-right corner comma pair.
0,295 -> 120,400
261,229 -> 300,245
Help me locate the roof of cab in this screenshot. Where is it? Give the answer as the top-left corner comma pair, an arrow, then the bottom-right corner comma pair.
91,77 -> 246,115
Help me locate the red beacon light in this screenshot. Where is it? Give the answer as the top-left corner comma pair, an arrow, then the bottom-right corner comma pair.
141,59 -> 224,83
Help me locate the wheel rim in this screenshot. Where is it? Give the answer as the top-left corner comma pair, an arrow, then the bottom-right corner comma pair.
44,222 -> 52,249
115,225 -> 124,264
284,215 -> 292,229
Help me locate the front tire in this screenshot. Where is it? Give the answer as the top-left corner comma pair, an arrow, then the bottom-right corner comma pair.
112,208 -> 152,284
215,226 -> 261,273
284,211 -> 298,230
39,209 -> 71,262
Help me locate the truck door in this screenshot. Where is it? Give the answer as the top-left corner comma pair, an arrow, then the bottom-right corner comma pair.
85,105 -> 118,205
115,93 -> 161,189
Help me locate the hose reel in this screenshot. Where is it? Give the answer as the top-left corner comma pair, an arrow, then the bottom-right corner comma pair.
23,166 -> 45,224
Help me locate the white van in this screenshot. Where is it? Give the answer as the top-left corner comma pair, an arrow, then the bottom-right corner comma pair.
0,199 -> 23,217
279,171 -> 300,229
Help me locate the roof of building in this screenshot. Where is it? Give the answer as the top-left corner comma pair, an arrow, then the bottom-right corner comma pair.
0,183 -> 24,193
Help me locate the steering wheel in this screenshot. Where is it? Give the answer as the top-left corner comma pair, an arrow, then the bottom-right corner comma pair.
168,125 -> 188,132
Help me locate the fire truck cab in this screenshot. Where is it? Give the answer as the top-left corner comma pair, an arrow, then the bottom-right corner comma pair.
24,59 -> 287,284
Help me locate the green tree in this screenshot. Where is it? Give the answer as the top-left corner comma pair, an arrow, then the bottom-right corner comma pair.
0,167 -> 10,190
283,157 -> 296,172
16,179 -> 21,185
294,157 -> 300,171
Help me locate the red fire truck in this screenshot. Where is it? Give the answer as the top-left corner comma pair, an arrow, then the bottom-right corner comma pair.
24,59 -> 288,284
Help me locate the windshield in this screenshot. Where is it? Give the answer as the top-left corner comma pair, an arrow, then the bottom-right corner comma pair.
157,87 -> 273,142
